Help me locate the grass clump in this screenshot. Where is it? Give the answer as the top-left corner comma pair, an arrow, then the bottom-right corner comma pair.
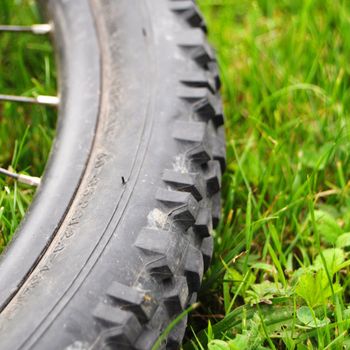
0,0 -> 56,251
189,0 -> 350,349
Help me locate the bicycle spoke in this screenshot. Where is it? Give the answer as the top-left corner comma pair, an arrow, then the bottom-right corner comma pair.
0,24 -> 52,35
0,21 -> 57,189
0,94 -> 59,106
0,168 -> 41,187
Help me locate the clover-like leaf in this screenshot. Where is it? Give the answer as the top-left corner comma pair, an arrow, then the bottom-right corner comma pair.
336,232 -> 350,249
295,269 -> 341,308
245,280 -> 287,305
314,248 -> 345,275
297,306 -> 330,328
208,340 -> 231,350
312,210 -> 343,245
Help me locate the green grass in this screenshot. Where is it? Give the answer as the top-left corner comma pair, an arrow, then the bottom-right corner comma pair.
0,0 -> 56,252
186,0 -> 350,349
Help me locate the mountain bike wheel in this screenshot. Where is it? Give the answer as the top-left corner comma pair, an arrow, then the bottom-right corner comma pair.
0,0 -> 226,349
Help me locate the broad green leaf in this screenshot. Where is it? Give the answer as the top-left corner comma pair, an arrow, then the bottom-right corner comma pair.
297,306 -> 330,328
227,335 -> 250,350
208,340 -> 231,350
295,269 -> 340,308
336,232 -> 350,248
312,210 -> 343,244
245,280 -> 287,305
314,248 -> 345,275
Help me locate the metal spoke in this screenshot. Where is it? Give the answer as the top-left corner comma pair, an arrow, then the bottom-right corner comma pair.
0,22 -> 55,189
0,94 -> 59,106
0,24 -> 52,35
0,168 -> 41,187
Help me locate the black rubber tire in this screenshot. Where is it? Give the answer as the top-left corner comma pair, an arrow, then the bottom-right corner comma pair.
0,0 -> 225,349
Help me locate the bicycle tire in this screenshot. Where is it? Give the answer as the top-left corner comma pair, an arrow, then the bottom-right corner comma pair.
0,0 -> 226,349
